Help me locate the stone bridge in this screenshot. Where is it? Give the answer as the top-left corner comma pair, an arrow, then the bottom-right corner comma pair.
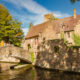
0,46 -> 31,63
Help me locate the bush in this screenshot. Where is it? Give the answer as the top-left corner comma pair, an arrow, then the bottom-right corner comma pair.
60,32 -> 64,39
72,33 -> 80,46
60,32 -> 68,45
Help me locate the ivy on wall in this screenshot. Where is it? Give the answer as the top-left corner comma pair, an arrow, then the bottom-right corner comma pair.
30,52 -> 34,62
60,32 -> 68,45
72,33 -> 80,46
60,32 -> 64,39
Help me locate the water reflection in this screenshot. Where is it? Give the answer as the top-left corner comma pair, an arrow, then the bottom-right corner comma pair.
0,67 -> 80,80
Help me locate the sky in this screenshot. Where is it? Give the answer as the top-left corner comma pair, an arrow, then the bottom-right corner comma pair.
0,0 -> 80,35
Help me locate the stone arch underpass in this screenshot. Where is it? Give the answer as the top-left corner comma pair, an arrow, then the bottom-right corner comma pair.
0,46 -> 31,63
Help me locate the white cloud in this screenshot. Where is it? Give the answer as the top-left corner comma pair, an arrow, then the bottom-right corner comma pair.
3,0 -> 70,17
3,0 -> 71,35
53,11 -> 70,18
22,28 -> 29,36
3,0 -> 50,14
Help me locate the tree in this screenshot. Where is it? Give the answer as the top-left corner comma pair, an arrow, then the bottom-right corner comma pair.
70,0 -> 80,3
70,0 -> 76,3
50,16 -> 58,20
29,22 -> 33,29
0,4 -> 24,47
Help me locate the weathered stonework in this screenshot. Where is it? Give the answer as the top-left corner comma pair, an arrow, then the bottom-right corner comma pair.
25,13 -> 80,53
74,20 -> 80,35
25,37 -> 39,52
34,40 -> 80,72
0,63 -> 17,72
0,46 -> 31,63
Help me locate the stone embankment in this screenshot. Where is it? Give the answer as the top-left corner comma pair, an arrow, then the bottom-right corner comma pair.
34,39 -> 80,72
0,63 -> 17,72
0,40 -> 80,73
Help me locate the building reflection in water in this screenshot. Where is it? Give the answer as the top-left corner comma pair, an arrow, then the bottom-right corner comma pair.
0,67 -> 80,80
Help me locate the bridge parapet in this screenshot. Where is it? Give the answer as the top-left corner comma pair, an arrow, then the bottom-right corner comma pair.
0,46 -> 31,63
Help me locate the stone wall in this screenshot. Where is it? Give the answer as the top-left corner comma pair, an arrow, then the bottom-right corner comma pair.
64,31 -> 74,44
25,37 -> 39,52
42,24 -> 59,40
74,20 -> 80,35
34,39 -> 80,72
0,46 -> 31,63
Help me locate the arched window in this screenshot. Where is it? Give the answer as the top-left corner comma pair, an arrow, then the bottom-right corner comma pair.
28,44 -> 31,51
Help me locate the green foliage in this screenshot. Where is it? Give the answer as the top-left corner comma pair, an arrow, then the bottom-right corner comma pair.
0,4 -> 24,47
64,40 -> 68,45
30,52 -> 34,62
72,33 -> 80,46
50,16 -> 58,21
70,0 -> 76,3
70,0 -> 80,3
60,32 -> 64,39
28,44 -> 31,50
60,32 -> 68,45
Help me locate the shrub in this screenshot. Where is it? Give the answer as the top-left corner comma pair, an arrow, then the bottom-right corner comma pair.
72,33 -> 80,46
60,32 -> 68,45
60,32 -> 64,39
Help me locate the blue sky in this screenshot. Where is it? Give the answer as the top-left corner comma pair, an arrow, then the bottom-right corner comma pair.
0,0 -> 80,35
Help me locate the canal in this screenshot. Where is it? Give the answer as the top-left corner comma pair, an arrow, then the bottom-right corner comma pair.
0,67 -> 80,80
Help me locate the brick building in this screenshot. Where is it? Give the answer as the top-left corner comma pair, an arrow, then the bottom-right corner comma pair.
24,9 -> 80,52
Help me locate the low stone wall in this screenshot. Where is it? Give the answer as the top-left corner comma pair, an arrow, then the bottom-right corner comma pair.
0,46 -> 31,63
34,39 -> 80,72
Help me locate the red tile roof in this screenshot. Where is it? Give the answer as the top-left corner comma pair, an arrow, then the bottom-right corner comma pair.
26,15 -> 80,39
26,21 -> 51,39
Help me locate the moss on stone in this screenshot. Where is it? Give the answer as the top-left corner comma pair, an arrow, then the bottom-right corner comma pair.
30,52 -> 34,62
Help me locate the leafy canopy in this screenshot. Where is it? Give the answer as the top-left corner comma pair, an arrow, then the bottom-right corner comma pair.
0,4 -> 24,47
70,0 -> 80,3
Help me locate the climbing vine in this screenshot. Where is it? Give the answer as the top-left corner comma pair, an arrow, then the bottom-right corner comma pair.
60,32 -> 68,45
72,33 -> 80,46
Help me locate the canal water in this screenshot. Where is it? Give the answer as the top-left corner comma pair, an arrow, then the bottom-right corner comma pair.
0,67 -> 80,80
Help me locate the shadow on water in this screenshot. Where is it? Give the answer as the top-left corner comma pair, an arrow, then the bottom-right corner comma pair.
0,67 -> 80,80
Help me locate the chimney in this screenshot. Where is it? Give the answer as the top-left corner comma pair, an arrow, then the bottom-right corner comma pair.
73,8 -> 76,18
44,13 -> 53,22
